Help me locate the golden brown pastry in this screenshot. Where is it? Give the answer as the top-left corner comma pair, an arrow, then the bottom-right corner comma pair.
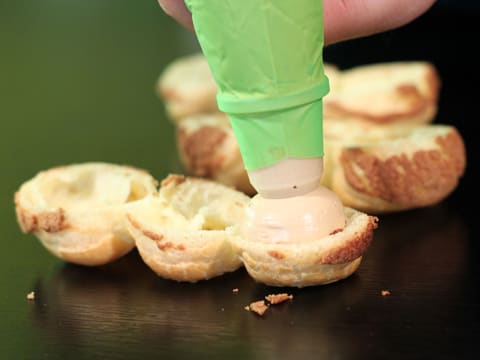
176,112 -> 255,195
14,162 -> 158,266
323,61 -> 440,125
125,174 -> 250,282
322,123 -> 466,214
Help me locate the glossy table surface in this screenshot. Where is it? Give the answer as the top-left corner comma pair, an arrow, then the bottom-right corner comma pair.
1,1 -> 478,359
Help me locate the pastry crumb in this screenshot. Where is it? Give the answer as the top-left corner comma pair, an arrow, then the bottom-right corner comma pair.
232,288 -> 239,293
381,290 -> 391,296
26,291 -> 35,300
265,293 -> 293,304
245,293 -> 294,316
245,300 -> 269,316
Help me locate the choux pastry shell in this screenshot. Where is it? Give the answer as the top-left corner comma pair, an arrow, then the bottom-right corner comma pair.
125,174 -> 250,282
14,162 -> 158,266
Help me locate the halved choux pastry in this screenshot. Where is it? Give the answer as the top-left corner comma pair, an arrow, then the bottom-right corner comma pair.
14,162 -> 158,266
125,174 -> 250,282
323,61 -> 440,125
322,123 -> 466,214
176,112 -> 255,195
231,207 -> 378,288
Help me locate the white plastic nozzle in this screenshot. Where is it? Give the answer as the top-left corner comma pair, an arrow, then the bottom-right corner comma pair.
246,158 -> 324,199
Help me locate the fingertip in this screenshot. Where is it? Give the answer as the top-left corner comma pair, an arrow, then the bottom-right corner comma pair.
158,0 -> 194,32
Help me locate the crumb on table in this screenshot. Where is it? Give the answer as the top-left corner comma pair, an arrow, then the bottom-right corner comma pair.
265,293 -> 293,304
245,300 -> 269,316
245,293 -> 294,316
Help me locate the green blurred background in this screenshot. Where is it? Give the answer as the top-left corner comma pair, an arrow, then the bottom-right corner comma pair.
0,1 -> 200,354
0,0 -> 199,183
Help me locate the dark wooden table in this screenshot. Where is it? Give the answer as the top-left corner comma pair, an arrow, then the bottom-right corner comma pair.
1,1 -> 478,359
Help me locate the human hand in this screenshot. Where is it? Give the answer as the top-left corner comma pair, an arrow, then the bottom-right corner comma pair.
158,0 -> 436,45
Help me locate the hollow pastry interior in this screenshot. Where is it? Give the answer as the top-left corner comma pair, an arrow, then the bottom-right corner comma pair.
14,162 -> 158,265
126,174 -> 250,282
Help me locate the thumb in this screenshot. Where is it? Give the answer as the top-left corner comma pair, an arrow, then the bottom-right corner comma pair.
157,0 -> 436,45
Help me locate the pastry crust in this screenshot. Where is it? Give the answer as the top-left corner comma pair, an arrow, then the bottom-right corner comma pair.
14,162 -> 158,265
125,174 -> 250,282
322,124 -> 466,213
323,61 -> 440,125
232,207 -> 378,287
176,113 -> 255,195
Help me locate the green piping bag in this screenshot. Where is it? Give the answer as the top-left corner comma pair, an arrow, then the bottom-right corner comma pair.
185,0 -> 329,171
